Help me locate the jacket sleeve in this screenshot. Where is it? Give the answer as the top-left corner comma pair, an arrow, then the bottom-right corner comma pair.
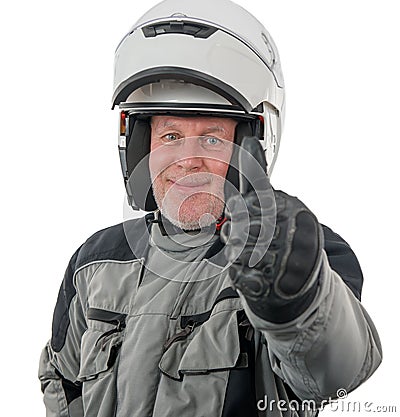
38,247 -> 86,417
241,225 -> 382,403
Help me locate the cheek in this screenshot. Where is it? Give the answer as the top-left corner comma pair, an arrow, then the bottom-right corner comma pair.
204,159 -> 230,179
149,144 -> 175,179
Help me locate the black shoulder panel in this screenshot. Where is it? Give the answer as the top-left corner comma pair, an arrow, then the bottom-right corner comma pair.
51,246 -> 82,352
77,220 -> 135,269
322,224 -> 364,300
51,216 -> 152,353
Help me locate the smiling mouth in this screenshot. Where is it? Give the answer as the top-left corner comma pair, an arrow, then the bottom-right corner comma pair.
171,182 -> 210,194
164,177 -> 211,195
175,179 -> 209,187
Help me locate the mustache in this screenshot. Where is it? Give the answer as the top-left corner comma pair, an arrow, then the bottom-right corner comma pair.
166,173 -> 216,186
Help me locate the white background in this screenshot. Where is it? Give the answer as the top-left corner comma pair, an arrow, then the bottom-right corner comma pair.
1,0 -> 398,415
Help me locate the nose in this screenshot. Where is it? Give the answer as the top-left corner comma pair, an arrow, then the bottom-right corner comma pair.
175,137 -> 205,171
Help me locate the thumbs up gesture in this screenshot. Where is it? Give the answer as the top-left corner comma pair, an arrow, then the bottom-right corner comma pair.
220,137 -> 323,323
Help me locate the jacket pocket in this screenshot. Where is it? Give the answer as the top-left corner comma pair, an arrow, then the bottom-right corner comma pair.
159,308 -> 245,380
78,308 -> 127,381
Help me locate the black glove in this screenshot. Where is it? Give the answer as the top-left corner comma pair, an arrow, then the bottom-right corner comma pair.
220,138 -> 323,323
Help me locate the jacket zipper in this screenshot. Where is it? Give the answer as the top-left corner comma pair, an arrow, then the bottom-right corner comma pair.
239,317 -> 254,341
163,320 -> 197,352
87,308 -> 127,351
163,288 -> 241,352
95,319 -> 126,351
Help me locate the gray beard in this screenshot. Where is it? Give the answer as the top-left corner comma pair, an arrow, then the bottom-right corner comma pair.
152,190 -> 224,231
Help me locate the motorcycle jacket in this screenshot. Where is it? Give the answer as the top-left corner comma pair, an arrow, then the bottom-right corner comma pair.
39,212 -> 382,417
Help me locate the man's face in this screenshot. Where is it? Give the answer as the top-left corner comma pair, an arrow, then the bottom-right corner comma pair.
149,115 -> 237,230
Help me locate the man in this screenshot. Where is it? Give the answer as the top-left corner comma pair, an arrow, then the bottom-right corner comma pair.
38,1 -> 382,416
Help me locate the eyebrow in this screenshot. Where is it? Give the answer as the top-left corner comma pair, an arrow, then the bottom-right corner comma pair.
153,121 -> 228,136
203,126 -> 227,134
153,121 -> 180,135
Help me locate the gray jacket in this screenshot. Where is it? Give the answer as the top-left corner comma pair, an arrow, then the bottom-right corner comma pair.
38,214 -> 382,416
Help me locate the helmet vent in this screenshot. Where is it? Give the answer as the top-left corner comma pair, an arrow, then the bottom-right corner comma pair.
142,21 -> 218,39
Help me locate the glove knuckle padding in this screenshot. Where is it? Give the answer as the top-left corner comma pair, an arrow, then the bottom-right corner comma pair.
230,263 -> 271,298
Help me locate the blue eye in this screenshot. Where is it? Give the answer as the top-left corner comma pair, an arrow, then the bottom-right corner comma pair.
205,136 -> 221,145
165,133 -> 178,141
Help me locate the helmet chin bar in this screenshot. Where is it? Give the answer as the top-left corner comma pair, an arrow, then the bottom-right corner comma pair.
118,110 -> 263,212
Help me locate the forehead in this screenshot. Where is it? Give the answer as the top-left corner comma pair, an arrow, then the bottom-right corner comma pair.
151,115 -> 237,134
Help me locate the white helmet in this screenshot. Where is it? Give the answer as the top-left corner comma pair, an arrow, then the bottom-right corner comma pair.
113,0 -> 285,211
